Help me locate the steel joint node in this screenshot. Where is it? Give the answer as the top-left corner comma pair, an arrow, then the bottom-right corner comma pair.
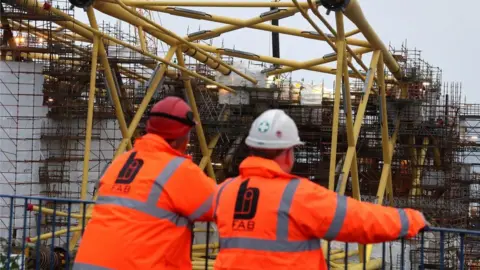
319,0 -> 350,13
68,0 -> 94,9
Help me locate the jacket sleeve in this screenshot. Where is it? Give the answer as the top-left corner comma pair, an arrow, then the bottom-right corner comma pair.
293,183 -> 427,244
169,162 -> 217,222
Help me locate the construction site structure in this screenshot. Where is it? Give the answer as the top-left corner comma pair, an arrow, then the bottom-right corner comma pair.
0,0 -> 479,269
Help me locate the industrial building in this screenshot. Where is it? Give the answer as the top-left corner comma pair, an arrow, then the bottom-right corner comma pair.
0,0 -> 479,268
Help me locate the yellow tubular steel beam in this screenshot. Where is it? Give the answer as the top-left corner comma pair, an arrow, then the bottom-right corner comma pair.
336,11 -> 368,263
86,7 -> 132,150
80,35 -> 99,202
327,16 -> 346,192
376,119 -> 400,205
199,134 -> 221,170
346,28 -> 361,37
337,12 -> 361,202
377,122 -> 400,204
64,33 -> 91,43
337,57 -> 361,201
376,54 -> 391,204
411,137 -> 429,196
342,0 -> 402,79
114,0 -> 257,84
376,73 -> 402,207
176,48 -> 216,180
291,0 -> 363,80
44,5 -> 234,92
98,0 -> 257,84
185,7 -> 299,42
138,26 -> 147,51
336,50 -> 381,195
12,0 -> 115,46
330,249 -> 358,260
28,227 -> 82,243
28,205 -> 91,219
192,252 -> 217,257
135,5 -> 371,48
194,43 -> 363,78
363,54 -> 392,262
386,171 -> 394,206
121,0 -> 313,7
266,47 -> 372,77
191,243 -> 219,250
91,2 -> 229,75
335,12 -> 360,196
113,46 -> 177,160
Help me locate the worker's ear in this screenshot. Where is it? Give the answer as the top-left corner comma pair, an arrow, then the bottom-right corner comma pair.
281,148 -> 295,172
287,148 -> 295,165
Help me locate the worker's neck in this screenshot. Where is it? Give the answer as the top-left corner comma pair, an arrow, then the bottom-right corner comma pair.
167,137 -> 189,153
273,155 -> 293,174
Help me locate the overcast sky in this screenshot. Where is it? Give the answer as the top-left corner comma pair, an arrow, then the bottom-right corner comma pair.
77,0 -> 480,102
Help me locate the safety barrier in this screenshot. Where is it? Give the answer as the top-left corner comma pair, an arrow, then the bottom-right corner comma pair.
0,194 -> 479,270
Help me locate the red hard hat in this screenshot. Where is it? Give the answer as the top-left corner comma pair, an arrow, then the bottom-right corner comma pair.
146,96 -> 196,139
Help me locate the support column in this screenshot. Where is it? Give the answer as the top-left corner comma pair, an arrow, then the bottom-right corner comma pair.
86,7 -> 132,150
176,48 -> 216,180
376,53 -> 390,204
80,35 -> 99,201
138,26 -> 147,51
411,137 -> 429,196
336,50 -> 381,194
334,10 -> 361,199
327,11 -> 346,191
337,12 -> 366,263
199,134 -> 221,170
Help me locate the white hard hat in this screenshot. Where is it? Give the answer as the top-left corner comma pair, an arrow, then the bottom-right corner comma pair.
245,109 -> 304,149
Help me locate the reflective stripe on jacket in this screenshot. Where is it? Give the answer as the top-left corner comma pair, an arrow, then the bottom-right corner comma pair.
212,156 -> 427,270
74,134 -> 215,270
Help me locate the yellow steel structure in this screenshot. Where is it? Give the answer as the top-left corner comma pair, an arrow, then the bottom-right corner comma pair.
9,0 -> 412,268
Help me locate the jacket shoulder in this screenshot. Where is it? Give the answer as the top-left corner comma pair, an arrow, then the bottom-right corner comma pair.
178,158 -> 206,174
174,158 -> 215,186
293,178 -> 331,199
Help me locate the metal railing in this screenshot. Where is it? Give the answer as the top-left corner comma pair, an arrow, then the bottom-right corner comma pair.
0,194 -> 479,270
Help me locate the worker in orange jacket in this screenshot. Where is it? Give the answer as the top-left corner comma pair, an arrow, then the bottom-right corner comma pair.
74,96 -> 215,269
212,109 -> 428,270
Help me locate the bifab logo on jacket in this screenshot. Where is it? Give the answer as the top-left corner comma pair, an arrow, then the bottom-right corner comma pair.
112,152 -> 144,193
233,179 -> 260,231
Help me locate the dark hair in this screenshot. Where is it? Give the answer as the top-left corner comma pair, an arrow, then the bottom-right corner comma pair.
249,148 -> 286,160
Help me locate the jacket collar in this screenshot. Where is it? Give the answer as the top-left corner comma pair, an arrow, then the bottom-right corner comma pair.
134,133 -> 191,159
239,156 -> 297,179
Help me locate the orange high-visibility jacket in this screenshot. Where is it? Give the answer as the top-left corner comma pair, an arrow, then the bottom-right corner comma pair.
74,134 -> 215,270
212,156 -> 427,270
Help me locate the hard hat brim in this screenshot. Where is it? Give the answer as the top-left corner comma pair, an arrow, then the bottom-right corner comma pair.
245,136 -> 305,149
